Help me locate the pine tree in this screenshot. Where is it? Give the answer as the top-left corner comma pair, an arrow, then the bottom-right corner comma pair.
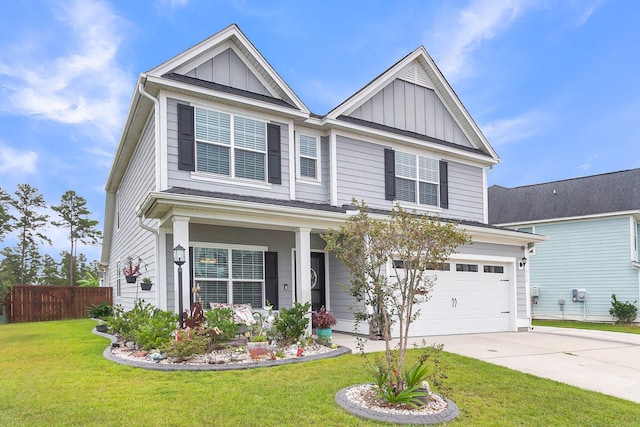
10,184 -> 51,285
0,187 -> 13,242
52,191 -> 101,286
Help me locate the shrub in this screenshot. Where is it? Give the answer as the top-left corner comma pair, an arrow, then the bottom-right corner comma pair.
106,300 -> 178,350
86,302 -> 113,319
610,294 -> 638,324
204,307 -> 238,343
163,327 -> 211,359
273,302 -> 311,345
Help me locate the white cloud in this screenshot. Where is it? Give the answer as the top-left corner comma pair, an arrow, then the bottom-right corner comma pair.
157,0 -> 190,8
429,0 -> 531,82
481,110 -> 545,146
578,154 -> 599,172
0,145 -> 38,174
0,0 -> 131,138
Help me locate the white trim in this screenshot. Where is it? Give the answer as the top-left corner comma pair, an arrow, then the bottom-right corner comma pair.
482,167 -> 488,224
191,172 -> 273,190
496,210 -> 640,227
630,217 -> 638,262
288,119 -> 296,200
330,129 -> 338,206
296,132 -> 322,183
158,91 -> 169,191
448,253 -> 514,263
191,241 -> 268,252
330,125 -> 497,167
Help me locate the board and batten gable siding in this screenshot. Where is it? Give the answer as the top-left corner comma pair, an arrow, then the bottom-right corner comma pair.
348,79 -> 472,148
529,217 -> 639,322
166,97 -> 291,199
184,47 -> 272,97
109,114 -> 157,310
335,134 -> 485,222
294,136 -> 331,204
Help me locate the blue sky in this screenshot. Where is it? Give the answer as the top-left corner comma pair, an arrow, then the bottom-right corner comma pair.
1,0 -> 639,263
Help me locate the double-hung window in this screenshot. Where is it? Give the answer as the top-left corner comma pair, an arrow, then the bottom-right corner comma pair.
195,107 -> 267,181
193,246 -> 265,308
298,134 -> 319,180
395,151 -> 439,206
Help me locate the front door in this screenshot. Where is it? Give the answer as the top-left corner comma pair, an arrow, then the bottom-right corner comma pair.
310,252 -> 326,312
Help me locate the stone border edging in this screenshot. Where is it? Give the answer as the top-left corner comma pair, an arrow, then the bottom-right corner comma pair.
335,384 -> 459,425
93,328 -> 352,371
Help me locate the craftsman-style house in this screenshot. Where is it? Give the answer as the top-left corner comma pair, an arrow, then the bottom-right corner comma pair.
101,24 -> 543,336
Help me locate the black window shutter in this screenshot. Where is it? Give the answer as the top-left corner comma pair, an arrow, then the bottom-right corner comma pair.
384,148 -> 396,201
177,104 -> 195,171
264,252 -> 279,309
267,123 -> 281,184
439,160 -> 449,209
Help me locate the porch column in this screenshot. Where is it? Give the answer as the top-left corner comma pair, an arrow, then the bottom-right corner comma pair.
172,216 -> 190,317
295,227 -> 312,335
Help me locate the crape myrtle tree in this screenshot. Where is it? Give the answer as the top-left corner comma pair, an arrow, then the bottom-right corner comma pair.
323,201 -> 469,404
52,191 -> 101,286
10,184 -> 51,285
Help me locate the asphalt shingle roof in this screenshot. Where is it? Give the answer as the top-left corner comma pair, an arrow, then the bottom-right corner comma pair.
488,168 -> 640,224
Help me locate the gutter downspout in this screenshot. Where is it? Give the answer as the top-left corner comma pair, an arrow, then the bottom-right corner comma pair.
136,80 -> 165,308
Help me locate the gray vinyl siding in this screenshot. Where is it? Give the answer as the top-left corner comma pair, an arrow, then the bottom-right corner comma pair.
528,217 -> 639,322
335,134 -> 485,222
349,79 -> 472,148
294,136 -> 330,203
327,253 -> 360,331
459,242 -> 527,320
166,97 -> 290,199
185,48 -> 271,97
108,114 -> 157,310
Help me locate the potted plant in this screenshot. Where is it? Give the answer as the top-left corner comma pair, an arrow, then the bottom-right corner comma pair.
122,256 -> 142,283
141,277 -> 153,291
312,306 -> 337,341
247,334 -> 270,360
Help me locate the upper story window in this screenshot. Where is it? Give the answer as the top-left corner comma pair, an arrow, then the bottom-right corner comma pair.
194,107 -> 267,181
297,134 -> 319,181
394,151 -> 439,206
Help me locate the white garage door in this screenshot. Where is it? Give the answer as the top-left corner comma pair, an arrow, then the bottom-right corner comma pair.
401,260 -> 513,336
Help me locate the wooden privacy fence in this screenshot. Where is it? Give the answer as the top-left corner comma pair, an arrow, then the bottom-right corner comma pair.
7,286 -> 113,323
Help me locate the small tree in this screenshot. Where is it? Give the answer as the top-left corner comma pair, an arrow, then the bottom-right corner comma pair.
323,201 -> 469,402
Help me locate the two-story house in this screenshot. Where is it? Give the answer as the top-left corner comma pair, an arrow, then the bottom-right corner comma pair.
489,169 -> 640,322
101,24 -> 543,336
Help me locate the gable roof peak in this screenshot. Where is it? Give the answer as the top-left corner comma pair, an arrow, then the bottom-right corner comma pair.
147,23 -> 309,113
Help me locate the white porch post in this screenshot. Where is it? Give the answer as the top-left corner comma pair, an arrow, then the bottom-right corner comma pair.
172,216 -> 190,316
157,228 -> 168,310
295,227 -> 312,335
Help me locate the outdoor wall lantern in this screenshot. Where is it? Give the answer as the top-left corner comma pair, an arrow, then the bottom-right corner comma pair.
519,257 -> 527,268
173,244 -> 186,328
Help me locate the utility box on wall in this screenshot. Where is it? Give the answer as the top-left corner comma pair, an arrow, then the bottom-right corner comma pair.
531,286 -> 539,297
572,288 -> 586,302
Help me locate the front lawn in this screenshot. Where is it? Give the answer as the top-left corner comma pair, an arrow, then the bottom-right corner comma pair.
533,319 -> 640,334
1,319 -> 639,426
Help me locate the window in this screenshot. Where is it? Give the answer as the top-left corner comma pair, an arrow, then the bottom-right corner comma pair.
395,151 -> 439,206
483,265 -> 505,274
298,134 -> 319,180
193,246 -> 264,308
456,264 -> 478,272
194,107 -> 266,181
392,260 -> 450,270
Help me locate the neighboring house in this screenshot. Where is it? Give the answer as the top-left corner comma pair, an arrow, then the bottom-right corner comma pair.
101,24 -> 543,337
488,169 -> 640,322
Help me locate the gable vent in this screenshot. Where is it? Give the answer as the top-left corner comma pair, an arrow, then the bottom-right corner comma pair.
399,64 -> 432,89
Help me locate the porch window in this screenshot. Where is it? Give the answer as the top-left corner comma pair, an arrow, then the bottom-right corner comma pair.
195,107 -> 267,181
395,151 -> 439,206
193,246 -> 264,308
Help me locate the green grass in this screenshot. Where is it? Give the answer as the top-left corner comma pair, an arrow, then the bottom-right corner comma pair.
533,319 -> 640,334
1,320 -> 640,426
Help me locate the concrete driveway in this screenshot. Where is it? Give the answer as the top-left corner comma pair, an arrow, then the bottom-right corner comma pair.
331,326 -> 640,404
